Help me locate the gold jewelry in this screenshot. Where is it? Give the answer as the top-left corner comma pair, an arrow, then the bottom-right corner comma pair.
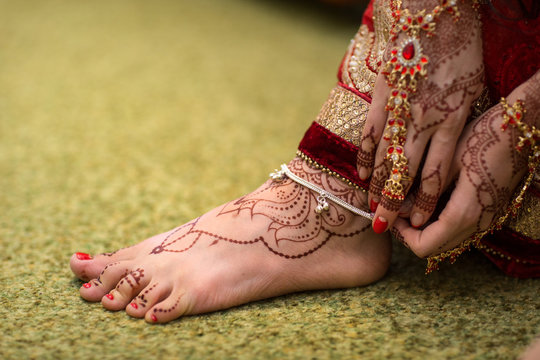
500,98 -> 540,156
381,0 -> 461,202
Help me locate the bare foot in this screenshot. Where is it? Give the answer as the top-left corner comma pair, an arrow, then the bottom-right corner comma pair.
70,158 -> 391,323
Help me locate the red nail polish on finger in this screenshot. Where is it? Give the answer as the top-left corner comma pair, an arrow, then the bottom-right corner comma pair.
370,199 -> 379,213
106,293 -> 114,300
83,283 -> 92,288
151,314 -> 158,322
130,303 -> 138,309
76,252 -> 92,260
373,216 -> 388,234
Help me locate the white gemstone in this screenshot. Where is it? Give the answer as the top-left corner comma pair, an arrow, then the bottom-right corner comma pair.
525,132 -> 532,138
392,174 -> 401,181
399,17 -> 406,24
425,14 -> 433,22
507,108 -> 515,116
391,126 -> 399,134
391,154 -> 399,162
449,0 -> 457,6
394,97 -> 403,105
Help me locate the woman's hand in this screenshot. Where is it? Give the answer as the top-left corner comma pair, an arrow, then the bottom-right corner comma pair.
357,0 -> 484,233
394,70 -> 540,259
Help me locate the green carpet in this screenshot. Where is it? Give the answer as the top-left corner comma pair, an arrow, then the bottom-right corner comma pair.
1,0 -> 538,358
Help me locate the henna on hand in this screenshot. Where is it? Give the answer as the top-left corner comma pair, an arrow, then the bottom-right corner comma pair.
365,0 -> 485,231
394,69 -> 540,260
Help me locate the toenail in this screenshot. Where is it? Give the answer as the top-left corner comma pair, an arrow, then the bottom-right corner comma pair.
83,283 -> 92,288
76,252 -> 93,260
373,216 -> 388,234
151,314 -> 158,322
130,303 -> 138,309
106,293 -> 114,300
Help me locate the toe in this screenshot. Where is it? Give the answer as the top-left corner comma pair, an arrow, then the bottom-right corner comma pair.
102,267 -> 151,311
145,289 -> 193,324
70,231 -> 173,281
79,261 -> 131,302
125,282 -> 168,318
70,250 -> 134,281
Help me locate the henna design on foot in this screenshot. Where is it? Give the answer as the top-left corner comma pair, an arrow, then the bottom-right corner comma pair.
148,159 -> 370,259
115,268 -> 145,291
153,295 -> 183,314
136,283 -> 158,308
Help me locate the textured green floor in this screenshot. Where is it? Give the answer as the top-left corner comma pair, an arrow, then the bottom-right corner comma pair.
1,0 -> 538,359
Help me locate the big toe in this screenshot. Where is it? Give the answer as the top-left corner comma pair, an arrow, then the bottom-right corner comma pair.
70,249 -> 135,281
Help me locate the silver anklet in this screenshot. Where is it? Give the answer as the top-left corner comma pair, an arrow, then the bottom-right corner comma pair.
270,164 -> 374,221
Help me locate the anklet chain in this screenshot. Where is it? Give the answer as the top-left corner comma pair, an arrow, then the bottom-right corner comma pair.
270,164 -> 374,220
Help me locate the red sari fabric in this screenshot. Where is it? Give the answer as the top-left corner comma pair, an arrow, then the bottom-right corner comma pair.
299,0 -> 540,277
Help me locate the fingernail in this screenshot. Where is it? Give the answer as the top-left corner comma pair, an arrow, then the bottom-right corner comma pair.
411,213 -> 424,228
370,199 -> 379,212
373,216 -> 388,234
359,168 -> 369,181
76,252 -> 92,260
130,303 -> 138,309
83,283 -> 91,288
106,293 -> 114,300
151,314 -> 158,322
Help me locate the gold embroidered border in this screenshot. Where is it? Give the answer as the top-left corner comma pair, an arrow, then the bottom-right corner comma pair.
341,25 -> 377,95
296,150 -> 365,191
506,182 -> 540,239
315,86 -> 370,147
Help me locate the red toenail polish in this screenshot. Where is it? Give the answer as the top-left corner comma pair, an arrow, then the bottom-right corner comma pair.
151,314 -> 158,322
83,283 -> 91,288
370,199 -> 379,212
76,252 -> 92,260
373,216 -> 388,234
106,293 -> 114,300
130,303 -> 138,309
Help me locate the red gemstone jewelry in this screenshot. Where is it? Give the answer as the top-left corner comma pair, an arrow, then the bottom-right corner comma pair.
501,98 -> 539,156
381,0 -> 461,202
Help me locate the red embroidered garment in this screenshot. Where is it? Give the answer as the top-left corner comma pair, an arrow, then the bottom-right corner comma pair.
298,0 -> 540,277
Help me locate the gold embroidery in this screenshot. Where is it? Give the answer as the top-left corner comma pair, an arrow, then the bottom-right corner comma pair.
339,0 -> 397,97
340,25 -> 377,95
475,242 -> 531,264
296,151 -> 364,191
507,189 -> 540,239
315,86 -> 369,146
370,0 -> 397,71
